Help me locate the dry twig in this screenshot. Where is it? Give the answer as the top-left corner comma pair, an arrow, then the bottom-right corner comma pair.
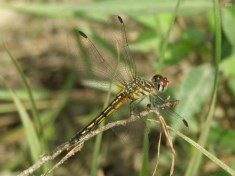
18,99 -> 179,176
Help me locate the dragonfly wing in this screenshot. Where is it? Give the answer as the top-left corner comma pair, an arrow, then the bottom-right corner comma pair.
149,94 -> 188,128
75,30 -> 120,83
72,15 -> 137,88
107,15 -> 137,82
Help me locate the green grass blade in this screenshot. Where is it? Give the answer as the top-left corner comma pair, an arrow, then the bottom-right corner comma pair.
3,81 -> 40,163
3,42 -> 50,174
89,125 -> 103,176
0,0 -> 213,18
185,0 -> 221,175
171,127 -> 235,176
4,43 -> 44,144
157,0 -> 181,71
0,88 -> 50,101
139,124 -> 149,176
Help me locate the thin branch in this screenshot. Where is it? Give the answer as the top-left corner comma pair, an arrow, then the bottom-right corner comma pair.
17,110 -> 144,176
41,143 -> 84,176
18,106 -> 176,176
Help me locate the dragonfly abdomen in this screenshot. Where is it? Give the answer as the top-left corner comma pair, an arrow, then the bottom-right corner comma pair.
69,92 -> 129,144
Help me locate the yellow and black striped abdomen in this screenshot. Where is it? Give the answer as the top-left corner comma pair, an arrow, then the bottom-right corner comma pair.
69,92 -> 129,144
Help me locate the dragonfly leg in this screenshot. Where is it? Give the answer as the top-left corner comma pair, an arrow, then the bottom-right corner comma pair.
129,96 -> 146,115
149,94 -> 179,110
149,95 -> 189,128
146,103 -> 151,111
157,94 -> 172,103
156,95 -> 179,109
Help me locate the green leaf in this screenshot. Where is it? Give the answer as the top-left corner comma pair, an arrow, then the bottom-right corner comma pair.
227,77 -> 235,98
182,27 -> 206,45
221,54 -> 235,77
172,64 -> 214,130
210,126 -> 235,150
133,16 -> 159,29
165,42 -> 192,64
131,31 -> 160,53
165,27 -> 206,64
0,88 -> 50,101
222,8 -> 235,47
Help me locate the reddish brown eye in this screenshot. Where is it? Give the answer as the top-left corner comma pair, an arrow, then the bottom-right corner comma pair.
162,77 -> 169,88
152,74 -> 168,92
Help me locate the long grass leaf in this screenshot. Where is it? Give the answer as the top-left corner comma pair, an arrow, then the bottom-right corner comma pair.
4,81 -> 40,163
0,0 -> 212,18
4,43 -> 43,143
171,127 -> 235,176
185,1 -> 221,175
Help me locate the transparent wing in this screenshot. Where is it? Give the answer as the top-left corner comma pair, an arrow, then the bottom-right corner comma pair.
72,15 -> 136,89
76,30 -> 124,85
107,15 -> 137,82
149,94 -> 189,128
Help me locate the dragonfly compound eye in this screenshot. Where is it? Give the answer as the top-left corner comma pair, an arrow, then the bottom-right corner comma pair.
152,74 -> 169,92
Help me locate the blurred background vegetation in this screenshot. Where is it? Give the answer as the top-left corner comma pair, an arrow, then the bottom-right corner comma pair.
0,0 -> 235,176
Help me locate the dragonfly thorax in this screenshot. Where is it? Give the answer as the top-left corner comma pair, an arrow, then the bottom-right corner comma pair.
124,78 -> 154,100
122,74 -> 168,101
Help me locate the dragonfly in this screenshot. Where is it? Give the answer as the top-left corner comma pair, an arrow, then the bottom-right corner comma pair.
17,16 -> 189,176
69,15 -> 188,145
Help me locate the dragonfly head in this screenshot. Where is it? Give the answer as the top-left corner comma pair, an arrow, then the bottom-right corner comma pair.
152,74 -> 168,92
